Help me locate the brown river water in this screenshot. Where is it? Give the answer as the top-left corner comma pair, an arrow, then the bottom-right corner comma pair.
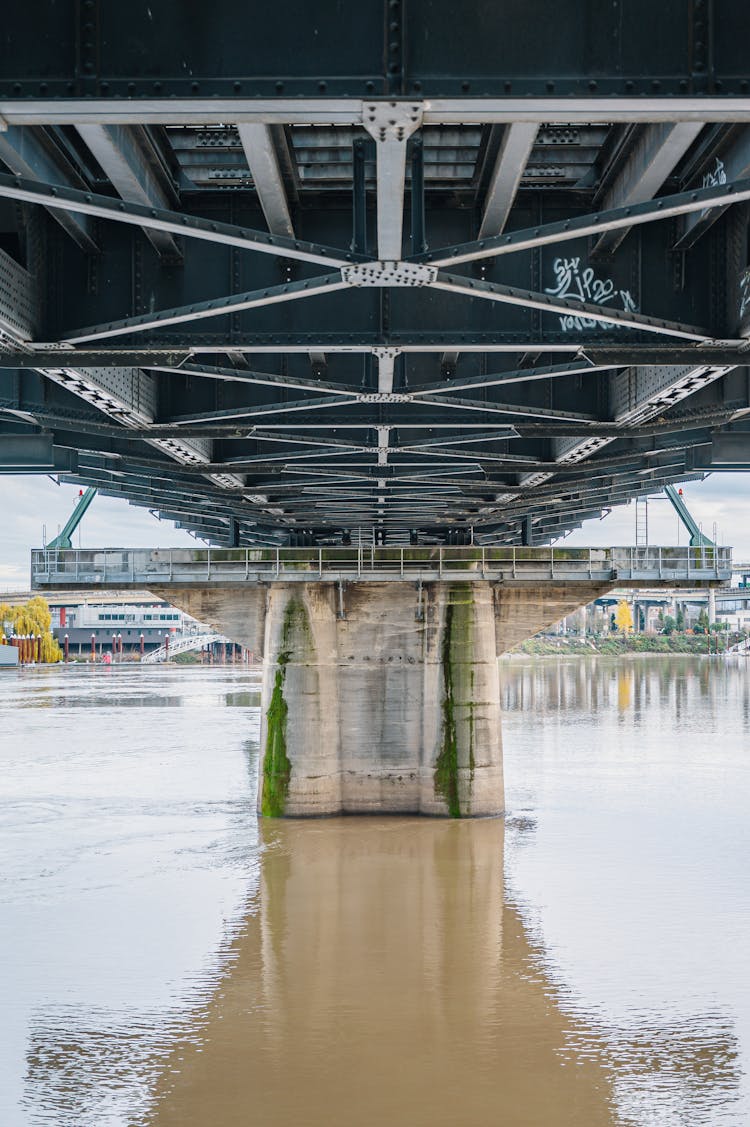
1,657 -> 749,1125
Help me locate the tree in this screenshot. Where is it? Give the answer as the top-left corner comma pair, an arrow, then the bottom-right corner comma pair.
0,596 -> 62,661
662,615 -> 676,635
694,608 -> 709,635
614,599 -> 634,634
676,607 -> 685,632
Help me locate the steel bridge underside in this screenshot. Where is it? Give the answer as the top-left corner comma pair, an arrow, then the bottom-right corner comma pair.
4,0 -> 750,546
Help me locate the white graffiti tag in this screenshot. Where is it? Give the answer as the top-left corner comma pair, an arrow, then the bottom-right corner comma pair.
697,157 -> 728,221
702,157 -> 727,190
739,268 -> 750,324
544,256 -> 638,332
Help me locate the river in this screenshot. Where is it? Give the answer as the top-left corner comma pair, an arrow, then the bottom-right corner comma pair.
1,656 -> 749,1126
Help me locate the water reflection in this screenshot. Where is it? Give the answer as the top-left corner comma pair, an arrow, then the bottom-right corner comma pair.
502,656 -> 750,1125
4,660 -> 750,1126
143,818 -> 618,1127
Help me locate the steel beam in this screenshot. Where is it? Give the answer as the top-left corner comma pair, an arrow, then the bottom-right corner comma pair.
5,342 -> 748,363
62,274 -> 349,343
0,432 -> 54,467
363,102 -> 423,260
432,272 -> 709,341
591,122 -> 704,256
374,348 -> 399,394
4,96 -> 750,131
76,124 -> 180,258
479,124 -> 538,238
236,123 -> 294,238
676,126 -> 750,248
412,393 -> 598,423
160,395 -> 357,426
409,360 -> 609,396
0,126 -> 98,252
410,176 -> 750,268
146,362 -> 359,397
0,172 -> 361,267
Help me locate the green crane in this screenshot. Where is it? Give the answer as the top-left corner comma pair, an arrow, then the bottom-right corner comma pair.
47,487 -> 97,549
664,484 -> 714,547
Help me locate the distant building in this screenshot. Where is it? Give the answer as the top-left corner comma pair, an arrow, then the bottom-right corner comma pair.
49,597 -> 202,654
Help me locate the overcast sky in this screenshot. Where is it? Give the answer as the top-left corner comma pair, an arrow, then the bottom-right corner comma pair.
2,471 -> 749,590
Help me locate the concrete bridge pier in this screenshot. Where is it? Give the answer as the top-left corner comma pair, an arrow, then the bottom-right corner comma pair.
153,571 -> 612,818
258,582 -> 503,818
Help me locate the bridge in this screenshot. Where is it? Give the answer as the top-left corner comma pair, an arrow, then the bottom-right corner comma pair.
5,0 -> 750,815
141,632 -> 227,664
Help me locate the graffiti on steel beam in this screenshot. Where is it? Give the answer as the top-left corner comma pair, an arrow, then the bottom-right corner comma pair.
544,257 -> 638,333
702,158 -> 727,191
738,267 -> 750,328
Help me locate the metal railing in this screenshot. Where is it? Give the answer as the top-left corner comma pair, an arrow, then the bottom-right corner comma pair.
31,545 -> 733,587
141,632 -> 226,664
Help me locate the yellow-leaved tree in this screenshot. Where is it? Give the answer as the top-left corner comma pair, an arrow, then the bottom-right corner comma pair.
1,596 -> 62,661
614,599 -> 634,634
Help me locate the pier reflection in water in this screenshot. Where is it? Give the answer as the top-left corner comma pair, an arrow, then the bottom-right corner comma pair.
1,659 -> 749,1125
145,817 -> 615,1127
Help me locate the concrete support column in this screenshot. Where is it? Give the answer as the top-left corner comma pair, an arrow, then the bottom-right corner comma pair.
257,582 -> 503,818
708,588 -> 717,627
159,578 -> 610,819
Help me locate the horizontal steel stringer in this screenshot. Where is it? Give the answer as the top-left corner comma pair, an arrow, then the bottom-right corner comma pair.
0,172 -> 366,268
408,175 -> 750,267
431,272 -> 710,341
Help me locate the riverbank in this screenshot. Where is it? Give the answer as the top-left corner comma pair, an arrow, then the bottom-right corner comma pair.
514,634 -> 731,656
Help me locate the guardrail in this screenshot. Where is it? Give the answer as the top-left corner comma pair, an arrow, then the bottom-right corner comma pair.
30,545 -> 733,587
141,632 -> 226,664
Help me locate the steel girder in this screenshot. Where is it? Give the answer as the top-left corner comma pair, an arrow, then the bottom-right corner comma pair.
2,6 -> 750,544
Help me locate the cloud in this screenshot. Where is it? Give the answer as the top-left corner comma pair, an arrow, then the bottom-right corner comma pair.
1,476 -> 197,590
